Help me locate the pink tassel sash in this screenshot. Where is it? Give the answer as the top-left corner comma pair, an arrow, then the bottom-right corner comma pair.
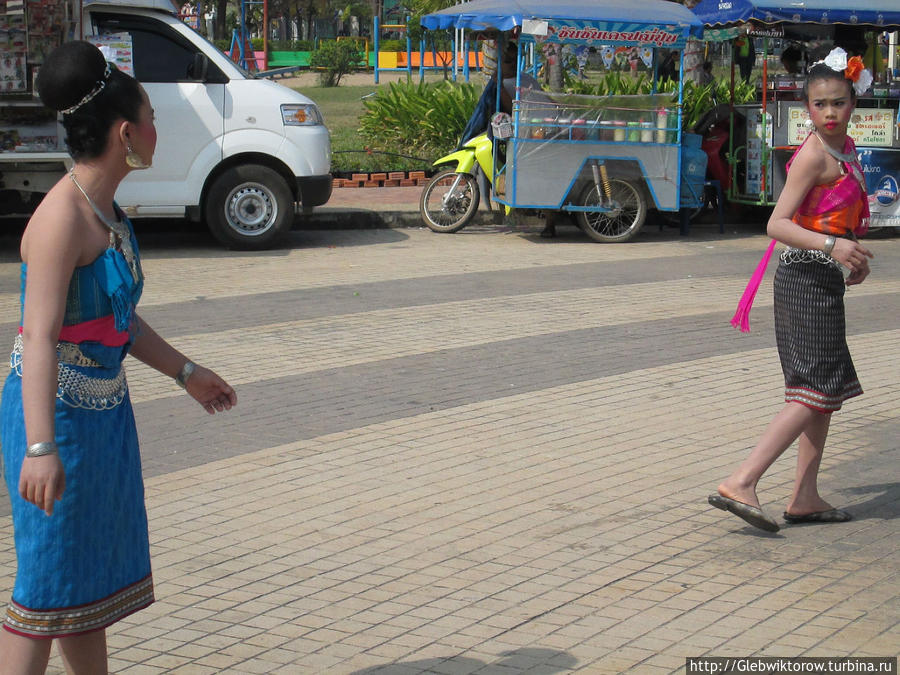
730,239 -> 777,333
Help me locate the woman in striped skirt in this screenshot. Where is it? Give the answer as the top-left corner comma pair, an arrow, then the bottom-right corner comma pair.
709,49 -> 874,533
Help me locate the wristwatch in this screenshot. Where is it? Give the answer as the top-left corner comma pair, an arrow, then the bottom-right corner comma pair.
822,235 -> 836,256
175,361 -> 196,389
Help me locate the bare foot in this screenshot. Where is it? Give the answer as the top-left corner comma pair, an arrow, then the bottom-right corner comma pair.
717,480 -> 761,510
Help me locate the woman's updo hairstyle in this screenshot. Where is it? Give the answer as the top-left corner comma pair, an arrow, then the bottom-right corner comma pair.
802,62 -> 856,103
37,41 -> 144,160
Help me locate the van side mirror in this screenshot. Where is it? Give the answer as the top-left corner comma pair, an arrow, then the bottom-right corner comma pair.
189,53 -> 209,81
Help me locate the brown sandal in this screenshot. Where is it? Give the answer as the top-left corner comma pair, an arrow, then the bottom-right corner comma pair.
783,509 -> 852,524
708,494 -> 780,532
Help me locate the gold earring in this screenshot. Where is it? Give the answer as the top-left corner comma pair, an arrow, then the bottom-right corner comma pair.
125,142 -> 150,169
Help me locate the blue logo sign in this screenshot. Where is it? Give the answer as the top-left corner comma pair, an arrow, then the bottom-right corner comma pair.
874,175 -> 898,206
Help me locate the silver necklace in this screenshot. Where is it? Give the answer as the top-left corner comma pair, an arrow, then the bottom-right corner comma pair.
815,132 -> 857,163
68,170 -> 139,282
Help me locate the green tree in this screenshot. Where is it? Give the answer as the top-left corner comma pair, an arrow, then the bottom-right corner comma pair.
309,39 -> 363,85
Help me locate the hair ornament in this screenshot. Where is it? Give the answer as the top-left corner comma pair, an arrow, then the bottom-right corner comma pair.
60,61 -> 112,115
812,47 -> 873,96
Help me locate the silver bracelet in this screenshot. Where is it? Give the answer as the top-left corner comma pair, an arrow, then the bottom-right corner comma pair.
175,361 -> 196,389
26,441 -> 59,458
822,235 -> 836,256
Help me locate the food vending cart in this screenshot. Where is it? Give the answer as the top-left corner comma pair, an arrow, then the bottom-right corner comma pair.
691,0 -> 900,231
421,0 -> 705,242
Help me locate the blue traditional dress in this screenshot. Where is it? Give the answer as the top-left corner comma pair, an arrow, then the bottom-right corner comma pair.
0,215 -> 153,638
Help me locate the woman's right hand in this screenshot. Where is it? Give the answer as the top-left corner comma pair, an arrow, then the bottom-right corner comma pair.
831,238 -> 873,281
19,455 -> 66,516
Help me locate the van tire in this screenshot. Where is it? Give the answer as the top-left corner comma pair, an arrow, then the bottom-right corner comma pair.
205,165 -> 294,249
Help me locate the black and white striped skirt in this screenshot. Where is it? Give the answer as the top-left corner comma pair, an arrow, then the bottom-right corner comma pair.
773,250 -> 862,413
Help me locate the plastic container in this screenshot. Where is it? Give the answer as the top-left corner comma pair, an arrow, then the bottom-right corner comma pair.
640,121 -> 653,143
612,121 -> 626,142
600,121 -> 615,141
530,118 -> 544,139
572,119 -> 586,141
544,117 -> 559,140
656,108 -> 668,144
626,121 -> 640,142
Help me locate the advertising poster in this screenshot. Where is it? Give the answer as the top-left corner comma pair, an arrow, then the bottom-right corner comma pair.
858,148 -> 900,229
746,110 -> 773,198
89,32 -> 134,76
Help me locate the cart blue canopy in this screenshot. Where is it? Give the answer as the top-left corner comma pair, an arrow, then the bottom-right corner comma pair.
421,0 -> 704,46
691,0 -> 900,29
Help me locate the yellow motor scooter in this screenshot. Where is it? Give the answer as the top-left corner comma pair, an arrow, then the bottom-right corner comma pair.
418,131 -> 497,233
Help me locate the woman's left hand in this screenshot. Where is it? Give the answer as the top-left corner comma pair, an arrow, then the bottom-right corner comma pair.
185,365 -> 237,414
845,257 -> 870,286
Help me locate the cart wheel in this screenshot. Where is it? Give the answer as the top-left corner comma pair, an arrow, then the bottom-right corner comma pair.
577,179 -> 647,243
419,169 -> 480,233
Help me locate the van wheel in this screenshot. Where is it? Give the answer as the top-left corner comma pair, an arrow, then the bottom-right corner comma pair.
205,165 -> 294,249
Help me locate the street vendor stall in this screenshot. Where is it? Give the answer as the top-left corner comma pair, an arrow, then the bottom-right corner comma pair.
421,0 -> 705,242
691,0 -> 900,230
0,0 -> 77,155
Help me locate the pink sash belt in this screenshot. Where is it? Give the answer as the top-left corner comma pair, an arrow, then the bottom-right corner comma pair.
19,315 -> 130,347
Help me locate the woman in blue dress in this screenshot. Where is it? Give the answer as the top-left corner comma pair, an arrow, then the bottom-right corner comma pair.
0,41 -> 237,673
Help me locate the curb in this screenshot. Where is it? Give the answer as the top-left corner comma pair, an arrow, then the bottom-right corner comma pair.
300,208 -> 499,230
333,171 -> 430,188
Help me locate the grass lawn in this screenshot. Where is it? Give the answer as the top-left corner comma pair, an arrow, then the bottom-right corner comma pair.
294,75 -> 447,174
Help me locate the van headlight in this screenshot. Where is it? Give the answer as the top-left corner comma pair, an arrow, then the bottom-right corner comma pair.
281,104 -> 323,126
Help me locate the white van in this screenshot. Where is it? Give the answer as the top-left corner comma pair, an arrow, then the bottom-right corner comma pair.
0,0 -> 331,249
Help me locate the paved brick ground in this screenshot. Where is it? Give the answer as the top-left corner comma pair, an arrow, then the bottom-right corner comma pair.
0,206 -> 897,674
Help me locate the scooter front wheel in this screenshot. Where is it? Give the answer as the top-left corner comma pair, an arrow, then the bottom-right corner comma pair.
419,170 -> 480,233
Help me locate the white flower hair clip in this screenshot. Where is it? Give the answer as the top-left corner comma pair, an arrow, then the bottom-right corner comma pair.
812,47 -> 873,96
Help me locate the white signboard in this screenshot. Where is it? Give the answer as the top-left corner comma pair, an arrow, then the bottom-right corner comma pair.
786,106 -> 896,148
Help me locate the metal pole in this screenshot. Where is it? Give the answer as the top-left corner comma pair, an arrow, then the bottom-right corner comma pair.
463,37 -> 470,83
240,0 -> 247,69
263,0 -> 268,70
405,17 -> 412,79
890,31 -> 897,74
374,16 -> 380,83
760,36 -> 769,203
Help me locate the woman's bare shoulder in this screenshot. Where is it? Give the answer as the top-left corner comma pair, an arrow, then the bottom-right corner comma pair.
790,136 -> 828,175
21,183 -> 86,265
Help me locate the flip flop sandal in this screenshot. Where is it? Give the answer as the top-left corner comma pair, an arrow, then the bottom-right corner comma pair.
783,508 -> 852,524
708,494 -> 780,533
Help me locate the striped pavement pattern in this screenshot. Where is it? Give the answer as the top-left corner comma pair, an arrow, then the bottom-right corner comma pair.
0,225 -> 897,673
